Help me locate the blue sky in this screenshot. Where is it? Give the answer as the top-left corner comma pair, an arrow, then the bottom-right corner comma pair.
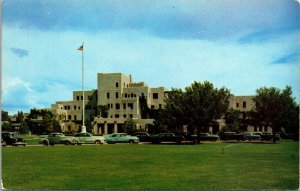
2,0 -> 300,114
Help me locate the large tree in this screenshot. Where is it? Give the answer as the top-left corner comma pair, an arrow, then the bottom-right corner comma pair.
223,108 -> 243,133
163,88 -> 189,132
252,86 -> 298,143
162,81 -> 231,143
185,81 -> 231,143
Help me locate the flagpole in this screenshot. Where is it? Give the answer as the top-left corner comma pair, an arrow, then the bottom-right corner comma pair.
81,42 -> 86,133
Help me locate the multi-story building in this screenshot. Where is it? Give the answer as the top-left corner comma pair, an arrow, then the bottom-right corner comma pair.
50,90 -> 98,132
49,73 -> 167,134
93,73 -> 167,135
48,72 -> 266,134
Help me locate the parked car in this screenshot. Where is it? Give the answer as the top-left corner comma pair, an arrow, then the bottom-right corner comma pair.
261,132 -> 280,141
2,131 -> 26,146
105,133 -> 139,144
220,132 -> 244,141
252,132 -> 281,141
74,133 -> 105,144
239,132 -> 261,141
150,133 -> 184,144
132,132 -> 152,142
200,133 -> 220,141
39,133 -> 79,146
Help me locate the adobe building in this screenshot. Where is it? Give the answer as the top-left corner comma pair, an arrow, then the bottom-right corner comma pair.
49,73 -> 167,134
48,72 -> 264,134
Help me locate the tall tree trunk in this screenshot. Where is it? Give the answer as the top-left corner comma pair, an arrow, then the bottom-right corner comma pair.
272,125 -> 276,144
197,126 -> 201,144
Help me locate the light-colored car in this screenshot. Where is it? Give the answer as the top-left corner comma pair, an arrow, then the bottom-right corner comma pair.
39,133 -> 79,146
200,133 -> 220,141
74,133 -> 105,144
105,133 -> 139,144
239,132 -> 261,140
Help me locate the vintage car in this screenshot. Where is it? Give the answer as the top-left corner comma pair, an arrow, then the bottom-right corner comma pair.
105,133 -> 139,144
259,132 -> 281,141
200,133 -> 220,141
74,133 -> 105,144
132,132 -> 153,142
220,132 -> 244,141
2,131 -> 26,146
39,133 -> 79,146
150,133 -> 184,144
239,132 -> 261,141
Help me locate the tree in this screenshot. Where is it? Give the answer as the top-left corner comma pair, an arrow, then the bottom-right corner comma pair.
1,111 -> 10,121
223,108 -> 243,133
162,81 -> 231,143
184,81 -> 231,143
123,118 -> 136,135
19,122 -> 30,134
163,88 -> 188,132
97,105 -> 109,118
252,86 -> 297,143
27,109 -> 61,134
139,95 -> 151,119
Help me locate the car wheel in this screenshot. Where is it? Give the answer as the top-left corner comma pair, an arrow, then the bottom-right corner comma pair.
95,140 -> 100,144
43,140 -> 49,146
65,141 -> 70,145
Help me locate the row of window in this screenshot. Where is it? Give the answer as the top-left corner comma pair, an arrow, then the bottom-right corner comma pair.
107,103 -> 134,110
66,113 -> 134,121
64,105 -> 94,110
76,95 -> 95,101
106,92 -> 159,99
236,101 -> 247,108
112,114 -> 133,119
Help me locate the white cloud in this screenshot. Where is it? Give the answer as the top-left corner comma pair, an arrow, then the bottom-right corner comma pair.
2,24 -> 299,115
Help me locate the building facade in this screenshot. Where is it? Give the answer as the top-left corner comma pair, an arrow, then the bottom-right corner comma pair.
49,73 -> 167,134
48,72 -> 264,134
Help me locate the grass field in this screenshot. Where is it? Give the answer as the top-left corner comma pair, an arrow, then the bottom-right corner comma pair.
2,141 -> 299,190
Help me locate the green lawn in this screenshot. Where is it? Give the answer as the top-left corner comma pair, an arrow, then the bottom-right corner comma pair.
2,141 -> 299,190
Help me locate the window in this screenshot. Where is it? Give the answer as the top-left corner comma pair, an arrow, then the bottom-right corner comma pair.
68,115 -> 71,120
131,93 -> 133,97
243,101 -> 247,108
81,96 -> 83,100
74,106 -> 77,110
64,106 -> 67,110
77,96 -> 80,101
116,103 -> 120,109
111,104 -> 113,109
236,103 -> 239,108
123,103 -> 126,109
107,104 -> 110,109
151,105 -> 155,109
107,92 -> 110,99
128,103 -> 133,109
116,82 -> 119,87
130,114 -> 133,118
123,114 -> 127,118
115,114 -> 119,118
68,106 -> 70,110
74,115 -> 77,120
125,93 -> 127,98
116,92 -> 119,99
153,93 -> 158,99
